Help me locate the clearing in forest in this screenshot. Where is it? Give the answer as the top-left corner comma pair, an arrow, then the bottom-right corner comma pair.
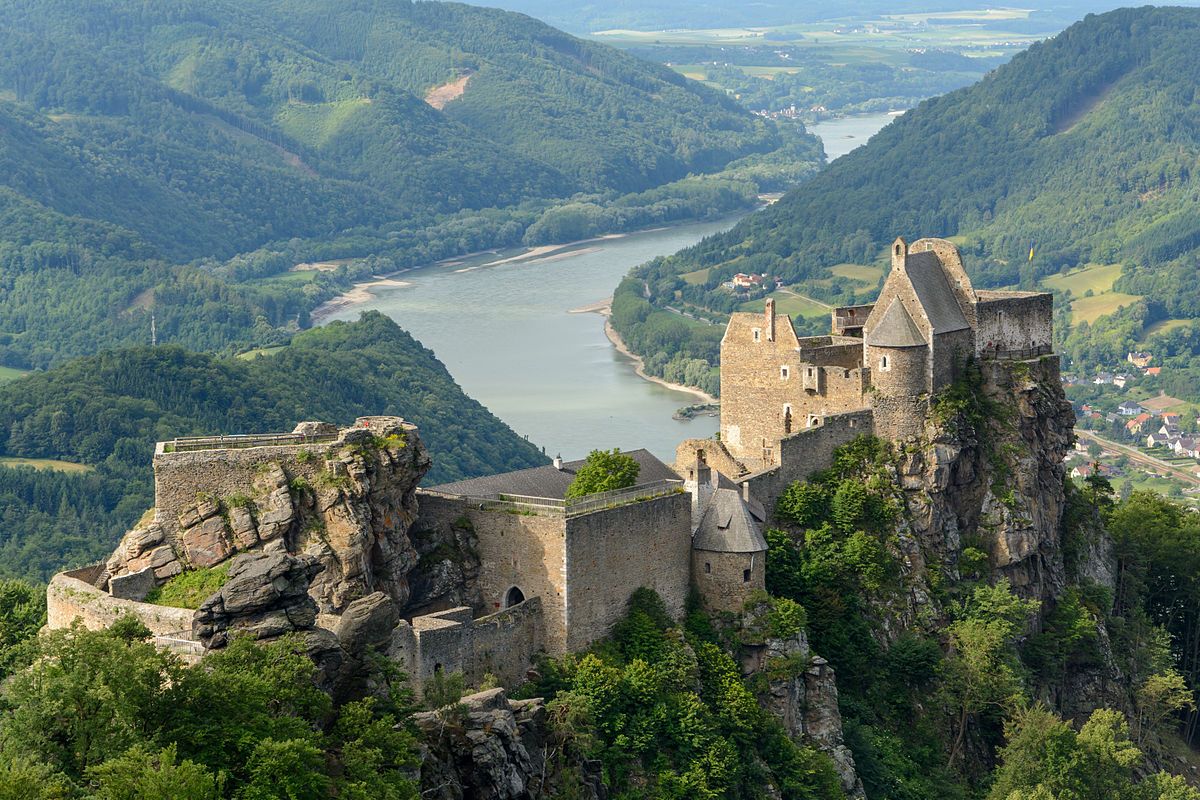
0,457 -> 92,473
425,73 -> 473,110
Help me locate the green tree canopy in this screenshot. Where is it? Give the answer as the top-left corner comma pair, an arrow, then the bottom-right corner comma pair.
565,449 -> 641,498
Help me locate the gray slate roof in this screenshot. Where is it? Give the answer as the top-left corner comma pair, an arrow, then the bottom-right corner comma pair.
905,250 -> 970,333
427,449 -> 680,499
693,488 -> 768,553
867,298 -> 926,348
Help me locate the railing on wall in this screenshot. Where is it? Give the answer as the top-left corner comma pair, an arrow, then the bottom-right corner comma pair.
424,479 -> 685,518
164,432 -> 339,453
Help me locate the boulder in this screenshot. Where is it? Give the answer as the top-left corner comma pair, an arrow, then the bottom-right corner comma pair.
193,551 -> 323,649
181,515 -> 232,568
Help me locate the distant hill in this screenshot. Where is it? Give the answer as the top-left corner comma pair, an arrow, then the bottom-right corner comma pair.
0,0 -> 813,368
484,0 -> 1184,34
618,6 -> 1200,379
0,312 -> 547,581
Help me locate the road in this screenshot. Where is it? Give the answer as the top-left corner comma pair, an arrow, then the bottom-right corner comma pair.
1075,429 -> 1200,488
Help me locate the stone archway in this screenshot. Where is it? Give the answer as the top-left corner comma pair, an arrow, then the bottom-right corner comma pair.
504,586 -> 525,608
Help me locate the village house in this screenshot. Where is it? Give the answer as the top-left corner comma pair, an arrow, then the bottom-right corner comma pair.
1117,401 -> 1143,416
1128,351 -> 1153,368
1125,413 -> 1153,435
1145,367 -> 1162,377
1094,372 -> 1115,385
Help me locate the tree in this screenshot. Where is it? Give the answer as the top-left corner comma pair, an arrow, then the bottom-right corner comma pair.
939,580 -> 1039,763
565,449 -> 640,498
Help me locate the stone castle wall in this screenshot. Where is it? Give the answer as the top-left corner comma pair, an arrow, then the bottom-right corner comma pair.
152,443 -> 327,548
416,493 -> 570,653
563,492 -> 692,652
389,599 -> 544,696
740,410 -> 875,524
692,548 -> 765,613
975,292 -> 1054,354
47,565 -> 204,658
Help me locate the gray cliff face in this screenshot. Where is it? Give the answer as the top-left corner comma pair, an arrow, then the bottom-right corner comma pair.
415,688 -> 606,800
891,357 -> 1079,630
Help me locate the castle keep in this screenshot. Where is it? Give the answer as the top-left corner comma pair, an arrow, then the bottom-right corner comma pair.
709,237 -> 1053,474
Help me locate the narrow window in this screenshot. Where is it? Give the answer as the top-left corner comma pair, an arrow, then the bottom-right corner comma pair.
752,328 -> 761,342
880,355 -> 890,370
743,568 -> 752,583
780,366 -> 789,379
705,562 -> 712,574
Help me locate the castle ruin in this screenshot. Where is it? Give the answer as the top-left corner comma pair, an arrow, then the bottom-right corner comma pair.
681,237 -> 1054,500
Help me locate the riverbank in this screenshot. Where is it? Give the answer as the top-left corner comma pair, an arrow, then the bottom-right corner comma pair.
310,277 -> 411,322
603,318 -> 717,404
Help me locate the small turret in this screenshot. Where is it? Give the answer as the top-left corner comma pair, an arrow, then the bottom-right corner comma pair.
891,237 -> 908,272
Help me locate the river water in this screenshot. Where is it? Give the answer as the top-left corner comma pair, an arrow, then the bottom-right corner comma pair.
323,111 -> 898,463
322,220 -> 738,461
808,111 -> 900,160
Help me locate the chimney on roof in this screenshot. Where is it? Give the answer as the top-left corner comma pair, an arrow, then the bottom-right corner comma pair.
742,481 -> 752,502
765,297 -> 776,342
891,237 -> 908,272
553,454 -> 563,470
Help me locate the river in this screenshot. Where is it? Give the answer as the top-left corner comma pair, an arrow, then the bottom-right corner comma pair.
808,110 -> 901,160
322,111 -> 898,463
321,220 -> 740,461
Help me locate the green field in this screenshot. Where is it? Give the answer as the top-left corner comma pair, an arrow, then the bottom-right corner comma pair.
0,457 -> 92,473
1041,263 -> 1141,324
245,269 -> 319,287
1142,318 -> 1194,340
1042,262 -> 1123,295
1070,292 -> 1142,324
682,268 -> 712,286
741,289 -> 829,319
0,365 -> 30,382
235,346 -> 288,360
830,263 -> 884,286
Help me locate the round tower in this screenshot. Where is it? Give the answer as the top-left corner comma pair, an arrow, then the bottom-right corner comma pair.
864,298 -> 929,440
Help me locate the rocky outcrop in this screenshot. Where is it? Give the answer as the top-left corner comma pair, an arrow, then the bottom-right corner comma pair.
105,417 -> 447,616
193,551 -> 324,649
740,601 -> 865,798
415,688 -> 605,800
886,357 -> 1078,634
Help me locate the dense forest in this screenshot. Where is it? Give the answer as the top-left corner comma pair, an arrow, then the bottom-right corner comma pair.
0,0 -> 822,369
0,313 -> 546,582
611,7 -> 1200,388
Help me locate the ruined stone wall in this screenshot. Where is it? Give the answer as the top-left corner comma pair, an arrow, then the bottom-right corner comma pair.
720,309 -> 804,468
931,328 -> 974,393
975,292 -> 1054,355
692,549 -> 765,613
152,444 -> 327,548
389,598 -> 544,695
416,494 -> 569,653
48,565 -> 192,635
795,338 -> 864,368
675,438 -> 747,478
740,410 -> 875,524
564,492 -> 692,652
